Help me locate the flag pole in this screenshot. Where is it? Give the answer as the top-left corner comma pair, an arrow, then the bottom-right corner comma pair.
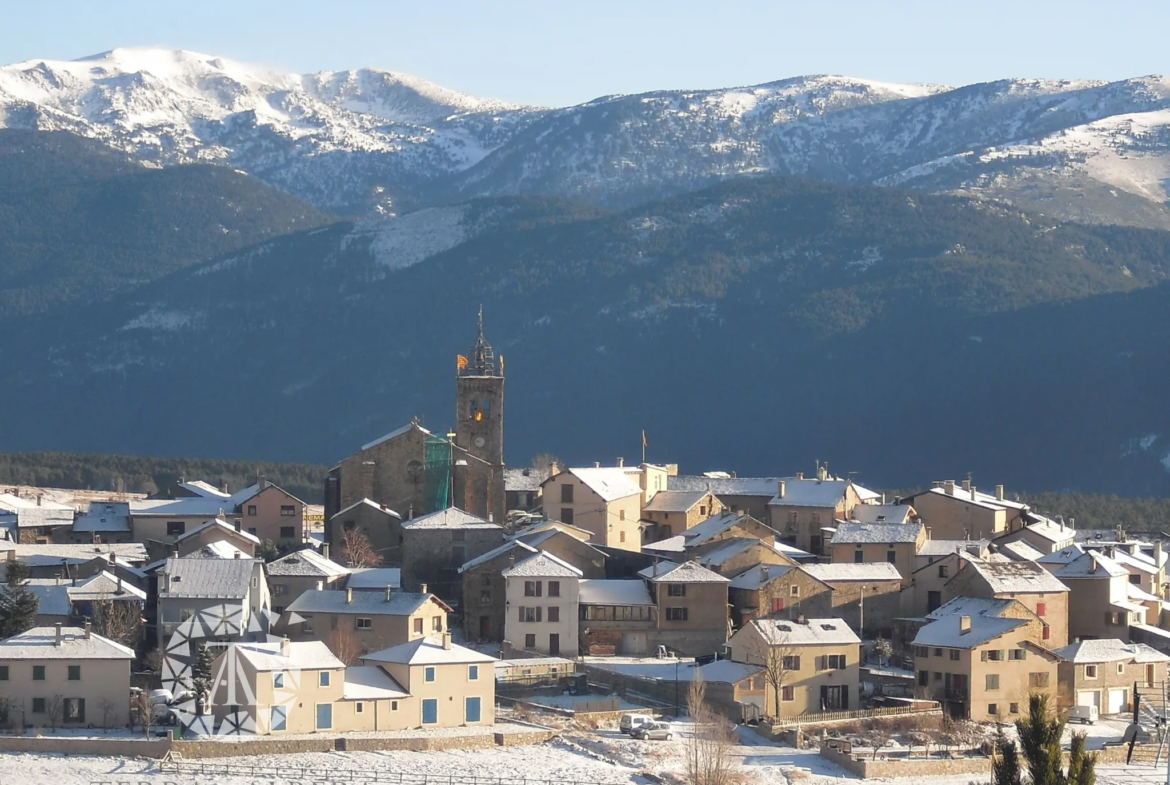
642,430 -> 647,464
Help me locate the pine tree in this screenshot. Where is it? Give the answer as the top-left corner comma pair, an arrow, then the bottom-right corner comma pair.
1014,694 -> 1068,785
992,724 -> 1022,785
0,561 -> 39,639
190,644 -> 216,716
1067,730 -> 1097,785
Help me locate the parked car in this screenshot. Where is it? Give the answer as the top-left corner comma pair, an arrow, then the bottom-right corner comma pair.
1069,704 -> 1099,725
633,722 -> 676,741
620,713 -> 655,735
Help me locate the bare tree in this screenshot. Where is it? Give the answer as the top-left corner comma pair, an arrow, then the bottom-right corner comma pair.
328,627 -> 364,665
760,634 -> 797,720
45,695 -> 63,731
142,645 -> 163,675
685,669 -> 740,785
97,697 -> 116,732
90,600 -> 143,649
339,527 -> 382,568
131,690 -> 154,737
531,453 -> 563,479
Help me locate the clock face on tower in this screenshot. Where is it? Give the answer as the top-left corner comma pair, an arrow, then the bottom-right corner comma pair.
473,436 -> 486,448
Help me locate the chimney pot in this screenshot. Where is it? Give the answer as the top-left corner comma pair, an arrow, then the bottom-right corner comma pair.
777,480 -> 786,499
322,543 -> 330,560
796,472 -> 804,480
84,621 -> 91,639
962,479 -> 970,492
386,586 -> 393,602
944,480 -> 955,496
617,457 -> 624,468
443,631 -> 452,650
420,583 -> 428,595
280,637 -> 290,656
970,485 -> 977,501
1090,557 -> 1098,573
959,615 -> 972,633
55,623 -> 63,646
760,565 -> 769,582
346,587 -> 353,604
996,485 -> 1004,501
594,462 -> 601,468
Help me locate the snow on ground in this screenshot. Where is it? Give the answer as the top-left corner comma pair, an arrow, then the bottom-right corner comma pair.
526,694 -> 646,711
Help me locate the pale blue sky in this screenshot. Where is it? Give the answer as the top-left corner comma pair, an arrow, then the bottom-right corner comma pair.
2,0 -> 1166,107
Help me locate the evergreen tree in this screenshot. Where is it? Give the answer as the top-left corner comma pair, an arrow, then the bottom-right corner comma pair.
190,644 -> 216,717
0,561 -> 39,639
1067,731 -> 1097,785
992,724 -> 1022,785
1016,694 -> 1065,785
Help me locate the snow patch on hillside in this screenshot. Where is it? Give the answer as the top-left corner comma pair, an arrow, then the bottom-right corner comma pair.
345,205 -> 469,270
120,307 -> 203,331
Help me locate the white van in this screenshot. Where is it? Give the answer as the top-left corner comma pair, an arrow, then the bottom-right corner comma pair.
620,713 -> 655,735
1069,705 -> 1099,725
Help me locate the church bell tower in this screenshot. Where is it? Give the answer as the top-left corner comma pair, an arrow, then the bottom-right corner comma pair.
455,307 -> 506,524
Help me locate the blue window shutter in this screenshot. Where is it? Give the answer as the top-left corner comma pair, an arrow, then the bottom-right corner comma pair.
466,697 -> 481,723
422,699 -> 438,724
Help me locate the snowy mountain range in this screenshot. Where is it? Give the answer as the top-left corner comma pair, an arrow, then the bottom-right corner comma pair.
4,48 -> 1170,224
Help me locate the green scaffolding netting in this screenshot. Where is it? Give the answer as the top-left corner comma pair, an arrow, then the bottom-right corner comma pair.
424,435 -> 452,514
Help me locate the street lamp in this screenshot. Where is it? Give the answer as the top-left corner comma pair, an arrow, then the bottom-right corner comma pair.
675,657 -> 680,716
860,584 -> 868,640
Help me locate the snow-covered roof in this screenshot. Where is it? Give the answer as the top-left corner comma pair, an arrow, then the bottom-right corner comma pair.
161,557 -> 255,599
1054,639 -> 1170,664
643,536 -> 686,554
926,596 -> 1021,621
458,540 -> 538,573
1037,544 -> 1084,566
179,480 -> 231,499
67,571 -> 146,602
362,635 -> 495,666
502,551 -> 582,579
728,563 -> 795,590
332,497 -> 401,521
266,549 -> 350,578
402,507 -> 500,530
696,538 -> 766,567
578,579 -> 654,606
913,615 -> 1029,649
699,659 -> 763,685
999,540 -> 1045,562
965,560 -> 1069,593
668,476 -> 781,497
345,567 -> 402,590
176,517 -> 261,545
510,519 -> 594,543
679,511 -> 774,549
1019,519 -> 1076,544
831,523 -> 923,545
0,543 -> 148,566
912,485 -> 1028,512
644,490 -> 709,513
753,618 -> 861,646
343,664 -> 409,700
495,657 -> 576,670
774,541 -> 815,560
504,468 -> 545,493
234,640 -> 344,672
849,504 -> 915,524
361,421 -> 432,452
1072,529 -> 1148,546
644,560 -> 730,584
637,561 -> 677,580
287,589 -> 438,616
802,562 -> 902,583
1112,549 -> 1160,575
72,502 -> 131,533
22,582 -> 74,617
1129,583 -> 1161,603
916,539 -> 989,558
557,468 -> 642,502
0,493 -> 75,512
768,479 -> 850,508
1056,550 -> 1128,579
0,625 -> 135,659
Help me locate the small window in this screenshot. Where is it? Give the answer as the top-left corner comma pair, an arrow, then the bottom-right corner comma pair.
699,506 -> 707,516
620,531 -> 626,542
274,672 -> 285,689
1085,664 -> 1098,679
1010,703 -> 1020,714
391,700 -> 399,711
560,485 -> 574,503
918,670 -> 929,686
247,505 -> 258,516
319,671 -> 331,687
480,590 -> 491,604
272,584 -> 289,596
561,508 -> 574,525
32,665 -> 45,681
68,665 -> 81,681
432,616 -> 443,631
783,655 -> 800,670
1118,662 -> 1126,675
886,550 -> 896,564
781,686 -> 795,702
1043,624 -> 1051,641
950,650 -> 960,661
938,565 -> 949,578
827,654 -> 847,669
0,666 -> 7,680
271,705 -> 287,732
548,606 -> 560,623
413,618 -> 424,634
32,697 -> 45,713
524,580 -> 542,597
469,665 -> 479,681
666,607 -> 689,621
248,528 -> 258,536
1010,649 -> 1026,661
933,648 -> 943,657
167,521 -> 185,536
790,585 -> 800,597
548,581 -> 561,598
281,505 -> 295,516
302,615 -> 314,633
316,703 -> 333,730
668,584 -> 686,597
356,617 -> 373,630
525,633 -> 536,648
1036,602 -> 1046,617
988,703 -> 998,717
280,526 -> 295,539
619,509 -> 626,521
425,666 -> 436,682
854,550 -> 864,563
986,674 -> 1000,690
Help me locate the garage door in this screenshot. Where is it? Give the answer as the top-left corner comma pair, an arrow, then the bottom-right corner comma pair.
1077,691 -> 1099,709
1108,688 -> 1127,714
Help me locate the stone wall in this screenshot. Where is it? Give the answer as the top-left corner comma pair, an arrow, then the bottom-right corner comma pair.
0,735 -> 171,758
819,743 -> 992,778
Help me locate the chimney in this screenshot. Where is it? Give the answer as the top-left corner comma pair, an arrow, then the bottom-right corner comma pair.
420,583 -> 428,595
759,565 -> 770,582
36,494 -> 43,507
944,480 -> 955,496
322,543 -> 330,560
280,637 -> 290,656
116,574 -> 124,595
233,519 -> 241,532
777,480 -> 786,499
970,485 -> 977,501
316,580 -> 324,590
346,587 -> 354,604
162,573 -> 170,594
796,472 -> 804,480
386,586 -> 394,602
959,615 -> 971,634
1090,556 -> 1098,573
219,479 -> 228,494
797,615 -> 806,625
443,632 -> 452,650
996,485 -> 1004,501
55,623 -> 63,646
1157,540 -> 1164,566
549,461 -> 559,478
84,621 -> 91,640
594,462 -> 601,468
1069,517 -> 1076,530
617,457 -> 624,468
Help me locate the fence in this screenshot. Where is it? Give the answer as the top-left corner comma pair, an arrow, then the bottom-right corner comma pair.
161,759 -> 628,785
768,702 -> 941,728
